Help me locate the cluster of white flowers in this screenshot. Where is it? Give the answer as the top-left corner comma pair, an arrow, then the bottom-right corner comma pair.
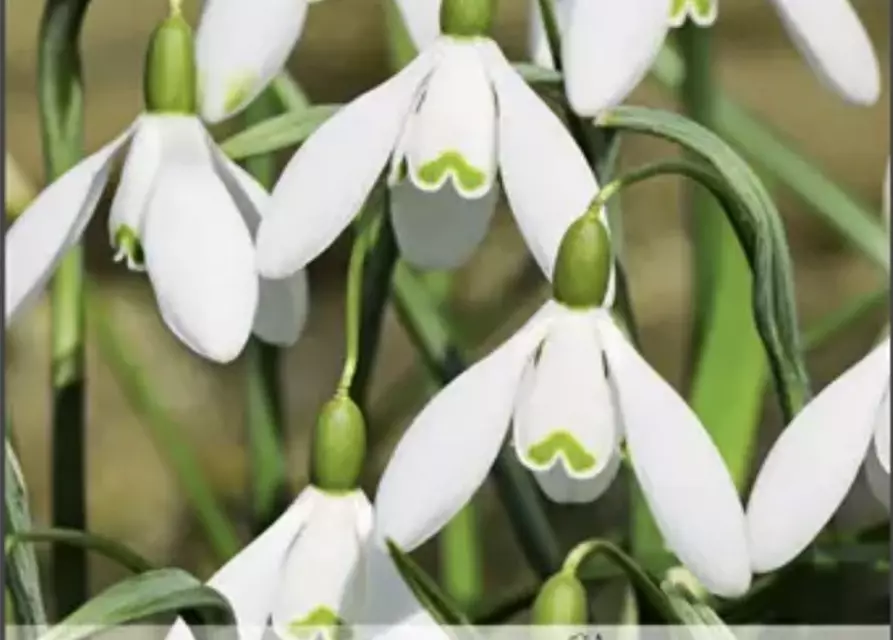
5,0 -> 887,637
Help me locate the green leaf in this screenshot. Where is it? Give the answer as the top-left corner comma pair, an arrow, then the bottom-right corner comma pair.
596,107 -> 812,421
8,528 -> 154,575
651,46 -> 888,271
512,62 -> 562,86
219,105 -> 340,160
270,73 -> 311,114
4,437 -> 49,632
38,569 -> 237,640
385,539 -> 471,627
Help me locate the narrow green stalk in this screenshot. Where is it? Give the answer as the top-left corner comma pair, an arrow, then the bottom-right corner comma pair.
91,292 -> 241,561
8,528 -> 155,575
348,209 -> 399,409
38,0 -> 91,617
563,539 -> 684,625
339,216 -> 380,395
242,89 -> 290,533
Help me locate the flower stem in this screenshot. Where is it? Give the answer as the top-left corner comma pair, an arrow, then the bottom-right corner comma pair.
562,539 -> 685,625
242,88 -> 290,534
338,213 -> 381,395
38,0 -> 91,617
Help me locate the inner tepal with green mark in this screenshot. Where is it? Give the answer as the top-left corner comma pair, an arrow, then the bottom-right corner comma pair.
527,430 -> 597,473
671,0 -> 717,22
288,606 -> 350,640
416,149 -> 486,193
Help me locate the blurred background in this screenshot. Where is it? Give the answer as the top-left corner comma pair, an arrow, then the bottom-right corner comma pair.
4,0 -> 891,625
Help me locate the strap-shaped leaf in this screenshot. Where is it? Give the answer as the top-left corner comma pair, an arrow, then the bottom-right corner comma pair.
385,539 -> 471,628
8,528 -> 154,575
595,107 -> 811,420
38,569 -> 237,640
5,436 -> 48,632
220,105 -> 340,160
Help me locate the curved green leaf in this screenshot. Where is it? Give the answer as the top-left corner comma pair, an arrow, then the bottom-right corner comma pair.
595,107 -> 811,420
38,569 -> 236,640
8,528 -> 154,575
5,437 -> 48,631
220,105 -> 340,160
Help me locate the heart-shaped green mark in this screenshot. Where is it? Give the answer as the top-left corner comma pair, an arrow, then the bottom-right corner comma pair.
288,606 -> 350,640
526,430 -> 596,473
671,0 -> 717,24
417,150 -> 486,194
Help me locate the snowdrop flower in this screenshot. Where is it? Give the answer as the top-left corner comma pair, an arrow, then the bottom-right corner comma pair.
195,0 -> 318,123
528,0 -> 880,114
747,162 -> 892,572
257,0 -> 601,276
166,486 -> 443,640
392,0 -> 441,53
4,13 -> 307,362
375,213 -> 751,598
167,397 -> 443,640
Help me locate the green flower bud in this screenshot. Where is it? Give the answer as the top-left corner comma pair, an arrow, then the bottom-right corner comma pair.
440,0 -> 495,37
311,395 -> 366,492
552,215 -> 612,309
531,573 -> 588,625
144,14 -> 197,114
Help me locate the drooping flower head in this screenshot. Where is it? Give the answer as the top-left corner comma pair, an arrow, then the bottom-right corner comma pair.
375,208 -> 752,597
256,0 -> 604,281
5,10 -> 308,361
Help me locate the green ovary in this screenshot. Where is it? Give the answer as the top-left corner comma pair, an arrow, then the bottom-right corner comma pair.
416,151 -> 486,193
288,607 -> 349,640
526,431 -> 596,473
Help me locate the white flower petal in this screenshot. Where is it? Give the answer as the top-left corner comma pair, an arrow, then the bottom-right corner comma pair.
213,154 -> 310,346
746,340 -> 891,573
393,0 -> 441,51
5,127 -> 132,323
596,311 -> 751,597
527,0 -> 571,69
271,491 -> 371,635
564,0 -> 671,116
142,118 -> 257,362
375,302 -> 559,550
513,307 -> 622,504
389,180 -> 498,270
195,0 -> 309,122
406,39 -> 496,198
164,488 -> 320,640
768,0 -> 880,105
257,50 -> 437,279
874,388 -> 890,474
109,115 -> 164,257
480,41 -> 597,280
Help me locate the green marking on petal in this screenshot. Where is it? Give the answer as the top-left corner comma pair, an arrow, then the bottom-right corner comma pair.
288,607 -> 351,640
113,225 -> 145,269
670,0 -> 689,22
416,150 -> 486,194
223,75 -> 256,116
526,430 -> 597,474
692,0 -> 717,23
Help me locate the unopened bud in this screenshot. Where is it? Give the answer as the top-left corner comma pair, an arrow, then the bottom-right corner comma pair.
441,0 -> 495,37
531,573 -> 588,626
144,14 -> 197,114
552,215 -> 612,308
311,395 -> 366,492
